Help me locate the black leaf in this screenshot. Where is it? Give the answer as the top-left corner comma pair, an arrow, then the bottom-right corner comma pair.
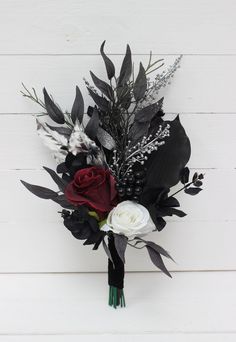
87,87 -> 109,112
194,180 -> 203,187
146,246 -> 172,278
46,123 -> 72,138
52,195 -> 74,209
180,167 -> 190,184
20,180 -> 58,199
56,162 -> 68,174
134,103 -> 159,122
85,108 -> 100,140
114,234 -> 128,264
90,71 -> 114,101
43,88 -> 65,124
43,166 -> 68,192
133,62 -> 147,101
97,127 -> 116,150
100,41 -> 115,80
168,208 -> 187,217
71,86 -> 84,124
199,173 -> 204,180
162,196 -> 180,208
136,238 -> 174,262
118,44 -> 132,86
192,172 -> 198,182
185,187 -> 203,195
102,238 -> 113,263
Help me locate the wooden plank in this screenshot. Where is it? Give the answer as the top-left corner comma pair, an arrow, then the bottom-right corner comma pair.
0,113 -> 235,169
0,220 -> 234,272
0,272 -> 235,334
0,168 -> 234,272
0,0 -> 235,54
1,334 -> 236,342
2,168 -> 235,221
0,55 -> 235,114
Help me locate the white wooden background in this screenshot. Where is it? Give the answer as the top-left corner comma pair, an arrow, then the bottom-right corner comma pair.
0,0 -> 235,340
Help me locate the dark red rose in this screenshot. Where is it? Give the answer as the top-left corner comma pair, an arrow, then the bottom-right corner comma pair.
65,166 -> 118,218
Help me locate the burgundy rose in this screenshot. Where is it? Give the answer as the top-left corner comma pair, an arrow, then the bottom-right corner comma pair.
65,166 -> 118,218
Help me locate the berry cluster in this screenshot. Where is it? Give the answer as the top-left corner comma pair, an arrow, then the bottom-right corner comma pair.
116,170 -> 146,202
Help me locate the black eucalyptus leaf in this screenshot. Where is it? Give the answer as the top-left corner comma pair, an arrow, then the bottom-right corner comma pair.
146,246 -> 172,277
114,234 -> 128,264
133,62 -> 147,101
97,127 -> 116,150
192,172 -> 198,182
46,123 -> 72,138
85,108 -> 100,140
87,87 -> 109,112
43,88 -> 65,124
90,71 -> 114,101
118,44 -> 132,86
71,86 -> 84,124
100,41 -> 115,80
185,187 -> 202,195
43,166 -> 68,192
134,103 -> 158,123
20,180 -> 58,199
199,173 -> 204,180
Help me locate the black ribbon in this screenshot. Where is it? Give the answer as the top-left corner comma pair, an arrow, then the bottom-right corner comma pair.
108,235 -> 124,289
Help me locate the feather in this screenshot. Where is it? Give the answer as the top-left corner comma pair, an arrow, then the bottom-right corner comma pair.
36,119 -> 68,163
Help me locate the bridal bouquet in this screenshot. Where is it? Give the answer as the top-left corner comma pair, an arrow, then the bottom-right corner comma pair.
21,42 -> 203,308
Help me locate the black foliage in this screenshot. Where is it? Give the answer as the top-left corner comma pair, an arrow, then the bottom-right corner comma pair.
62,207 -> 105,248
43,166 -> 68,192
90,71 -> 114,101
71,86 -> 84,124
113,234 -> 128,264
52,195 -> 74,209
135,238 -> 174,262
87,87 -> 109,112
46,124 -> 72,138
100,41 -> 115,80
146,245 -> 172,277
43,88 -> 65,124
141,115 -> 191,196
180,167 -> 190,185
20,180 -> 58,199
103,238 -> 113,263
118,44 -> 132,86
97,127 -> 116,150
117,84 -> 132,109
141,188 -> 186,231
184,187 -> 203,195
133,62 -> 147,101
64,152 -> 88,177
85,108 -> 100,140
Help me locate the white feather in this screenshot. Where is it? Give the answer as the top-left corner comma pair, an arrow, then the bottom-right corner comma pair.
36,119 -> 68,163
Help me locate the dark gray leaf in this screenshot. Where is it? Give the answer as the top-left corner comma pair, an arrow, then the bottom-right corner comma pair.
100,41 -> 115,80
97,127 -> 116,150
185,187 -> 202,195
136,238 -> 174,262
46,123 -> 72,138
71,86 -> 84,124
102,239 -> 113,263
87,87 -> 109,112
90,71 -> 114,101
114,234 -> 128,264
146,246 -> 172,278
118,44 -> 132,86
180,167 -> 190,185
134,103 -> 159,123
85,108 -> 100,140
52,195 -> 74,209
133,62 -> 147,101
21,180 -> 58,199
192,172 -> 198,182
43,166 -> 68,192
43,88 -> 65,124
194,180 -> 203,187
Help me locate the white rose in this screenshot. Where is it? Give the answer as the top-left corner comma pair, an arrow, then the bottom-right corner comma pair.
101,200 -> 155,239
